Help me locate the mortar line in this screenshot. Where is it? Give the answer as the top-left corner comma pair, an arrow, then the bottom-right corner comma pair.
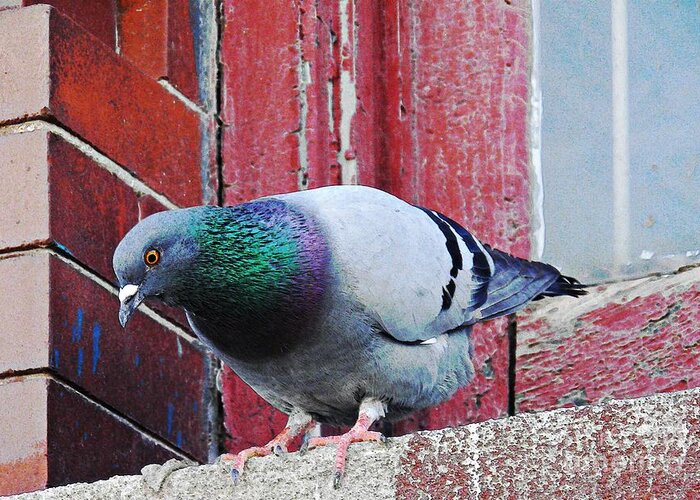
11,369 -> 198,462
1,246 -> 202,347
159,79 -> 208,117
0,120 -> 179,210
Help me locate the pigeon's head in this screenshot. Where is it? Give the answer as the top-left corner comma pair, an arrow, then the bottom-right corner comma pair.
113,208 -> 205,327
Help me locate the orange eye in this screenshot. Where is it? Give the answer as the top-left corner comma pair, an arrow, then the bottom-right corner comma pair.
144,249 -> 160,266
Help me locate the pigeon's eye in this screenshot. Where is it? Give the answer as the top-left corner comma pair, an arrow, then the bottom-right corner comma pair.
144,249 -> 160,267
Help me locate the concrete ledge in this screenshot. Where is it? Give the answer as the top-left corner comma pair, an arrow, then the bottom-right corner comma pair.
10,389 -> 700,498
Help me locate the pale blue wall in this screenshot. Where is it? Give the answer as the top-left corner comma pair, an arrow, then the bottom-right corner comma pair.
540,1 -> 700,281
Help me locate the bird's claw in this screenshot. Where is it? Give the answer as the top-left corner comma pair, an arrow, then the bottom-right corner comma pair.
230,467 -> 240,484
299,433 -> 311,455
333,470 -> 343,489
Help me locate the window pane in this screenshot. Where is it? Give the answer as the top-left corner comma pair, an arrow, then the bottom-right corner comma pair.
540,1 -> 700,281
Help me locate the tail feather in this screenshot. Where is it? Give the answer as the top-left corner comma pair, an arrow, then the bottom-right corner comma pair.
534,274 -> 588,300
474,246 -> 587,322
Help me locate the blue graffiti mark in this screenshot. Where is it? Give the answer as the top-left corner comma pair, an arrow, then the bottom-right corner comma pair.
53,348 -> 60,369
91,323 -> 101,374
192,401 -> 199,414
134,354 -> 140,367
166,402 -> 175,437
82,432 -> 89,442
77,347 -> 84,377
71,308 -> 84,343
53,242 -> 74,257
176,430 -> 183,448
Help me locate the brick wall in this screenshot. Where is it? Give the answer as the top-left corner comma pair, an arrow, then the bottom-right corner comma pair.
0,3 -> 217,495
1,0 -> 698,496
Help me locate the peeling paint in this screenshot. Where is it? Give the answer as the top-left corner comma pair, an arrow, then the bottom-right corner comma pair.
517,265 -> 700,413
296,47 -> 311,190
337,0 -> 358,185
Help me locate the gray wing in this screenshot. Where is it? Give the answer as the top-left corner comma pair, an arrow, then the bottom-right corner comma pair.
276,185 -> 584,343
275,186 -> 493,342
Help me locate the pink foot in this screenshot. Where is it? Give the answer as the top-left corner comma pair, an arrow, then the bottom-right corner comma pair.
304,402 -> 387,488
219,413 -> 315,483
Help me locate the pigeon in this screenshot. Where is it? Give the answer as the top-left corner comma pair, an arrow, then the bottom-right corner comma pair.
113,185 -> 586,487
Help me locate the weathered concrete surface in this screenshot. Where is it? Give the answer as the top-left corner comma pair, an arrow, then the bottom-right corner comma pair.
9,388 -> 700,499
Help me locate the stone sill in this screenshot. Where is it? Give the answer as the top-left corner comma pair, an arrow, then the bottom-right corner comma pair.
9,388 -> 699,499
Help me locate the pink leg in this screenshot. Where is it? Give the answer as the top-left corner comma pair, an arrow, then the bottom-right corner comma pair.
305,399 -> 387,488
219,410 -> 316,483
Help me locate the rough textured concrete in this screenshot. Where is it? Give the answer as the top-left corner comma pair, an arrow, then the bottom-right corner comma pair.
9,388 -> 699,499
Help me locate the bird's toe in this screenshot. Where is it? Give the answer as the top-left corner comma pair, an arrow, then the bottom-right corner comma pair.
272,443 -> 287,456
333,470 -> 343,489
230,467 -> 241,484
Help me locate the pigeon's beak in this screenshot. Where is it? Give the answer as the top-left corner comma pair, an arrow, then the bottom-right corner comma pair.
118,284 -> 143,327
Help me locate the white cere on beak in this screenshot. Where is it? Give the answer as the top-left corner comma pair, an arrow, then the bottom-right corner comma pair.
119,284 -> 139,303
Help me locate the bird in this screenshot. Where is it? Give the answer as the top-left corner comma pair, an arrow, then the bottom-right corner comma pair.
113,185 -> 586,487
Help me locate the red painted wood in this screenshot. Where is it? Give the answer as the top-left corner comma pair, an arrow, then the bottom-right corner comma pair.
516,271 -> 700,413
352,0 -> 531,434
298,0 -> 341,189
220,1 -> 302,204
219,0 -> 297,450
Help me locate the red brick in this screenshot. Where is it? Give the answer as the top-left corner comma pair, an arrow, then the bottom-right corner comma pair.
117,0 -> 167,79
48,255 -> 213,461
0,251 -> 212,461
0,128 -> 191,330
515,267 -> 700,413
0,374 -> 180,495
0,5 -> 209,207
22,0 -> 116,49
46,377 -> 179,488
